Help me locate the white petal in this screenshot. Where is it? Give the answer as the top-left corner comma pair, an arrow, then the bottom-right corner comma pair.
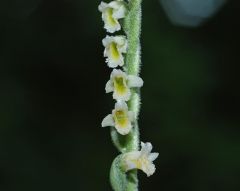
106,23 -> 120,33
102,35 -> 111,47
118,41 -> 128,53
108,1 -> 124,12
111,68 -> 125,77
101,114 -> 114,127
108,1 -> 120,9
123,151 -> 141,170
128,75 -> 144,88
112,4 -> 126,19
115,122 -> 132,135
141,142 -> 153,155
105,80 -> 113,93
98,2 -> 107,12
127,151 -> 141,159
115,100 -> 128,111
143,163 -> 156,177
107,55 -> 123,68
148,153 -> 159,162
114,36 -> 125,44
125,161 -> 137,170
114,36 -> 128,53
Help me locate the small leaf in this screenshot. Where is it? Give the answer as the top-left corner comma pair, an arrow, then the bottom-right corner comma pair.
110,155 -> 127,191
110,155 -> 138,191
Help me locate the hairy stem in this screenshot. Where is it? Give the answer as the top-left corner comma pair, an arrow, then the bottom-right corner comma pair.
110,1 -> 142,190
124,0 -> 142,190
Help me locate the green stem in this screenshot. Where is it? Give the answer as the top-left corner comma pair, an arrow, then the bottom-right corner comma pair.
124,0 -> 142,153
110,1 -> 142,190
124,0 -> 142,190
124,0 -> 142,76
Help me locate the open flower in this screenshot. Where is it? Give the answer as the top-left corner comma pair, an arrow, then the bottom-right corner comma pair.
105,69 -> 143,101
102,101 -> 135,135
98,0 -> 127,33
122,142 -> 159,177
103,35 -> 127,68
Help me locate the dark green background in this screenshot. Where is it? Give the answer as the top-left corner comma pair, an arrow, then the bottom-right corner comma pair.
0,0 -> 239,190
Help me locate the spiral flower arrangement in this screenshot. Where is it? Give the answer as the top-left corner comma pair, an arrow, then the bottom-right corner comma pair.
98,0 -> 158,190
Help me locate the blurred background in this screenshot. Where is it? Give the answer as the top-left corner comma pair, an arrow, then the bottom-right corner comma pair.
0,0 -> 239,190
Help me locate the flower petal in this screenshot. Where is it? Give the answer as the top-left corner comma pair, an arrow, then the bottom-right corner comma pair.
143,163 -> 156,177
102,114 -> 114,127
98,2 -> 107,12
141,142 -> 153,155
128,75 -> 144,88
114,36 -> 127,53
112,3 -> 126,19
102,35 -> 111,47
115,122 -> 132,135
148,153 -> 159,162
105,80 -> 114,93
115,100 -> 128,111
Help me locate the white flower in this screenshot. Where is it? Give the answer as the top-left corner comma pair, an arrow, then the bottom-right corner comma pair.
102,35 -> 127,68
105,69 -> 143,101
122,142 -> 159,177
102,101 -> 135,135
98,0 -> 127,33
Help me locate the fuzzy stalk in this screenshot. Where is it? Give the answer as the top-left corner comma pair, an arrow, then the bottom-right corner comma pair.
110,0 -> 143,191
124,1 -> 142,190
124,0 -> 142,161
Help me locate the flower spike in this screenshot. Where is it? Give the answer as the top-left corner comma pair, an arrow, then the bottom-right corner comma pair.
105,69 -> 143,101
102,100 -> 135,135
122,142 -> 159,177
98,0 -> 127,33
99,0 -> 158,189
